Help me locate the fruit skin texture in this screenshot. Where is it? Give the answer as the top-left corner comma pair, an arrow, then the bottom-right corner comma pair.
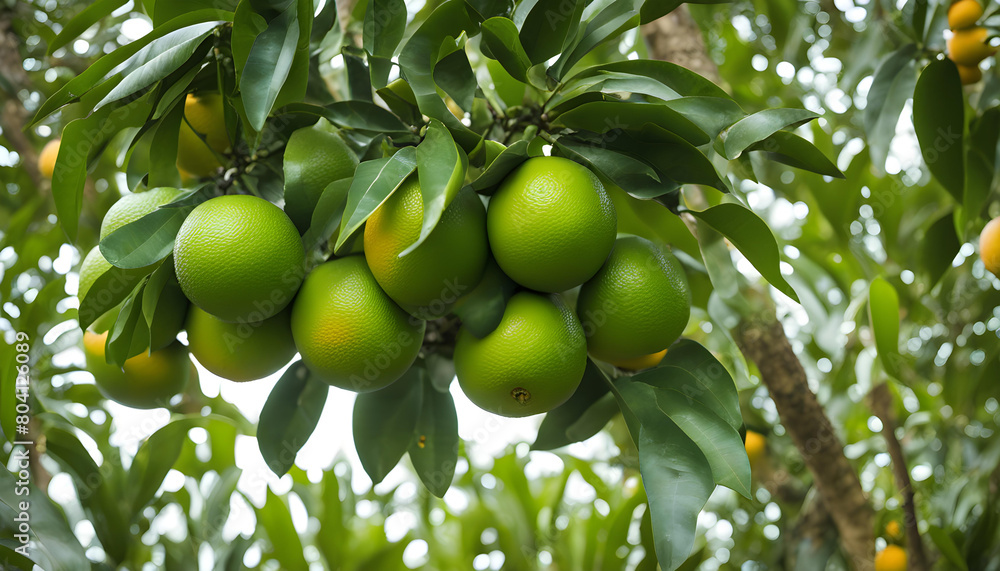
609,349 -> 667,371
958,63 -> 983,84
39,139 -> 60,178
101,187 -> 185,240
454,292 -> 587,417
283,125 -> 358,233
83,331 -> 191,409
949,0 -> 983,29
948,27 -> 995,66
744,430 -> 766,465
487,156 -> 616,292
981,217 -> 1000,276
291,256 -> 425,391
874,545 -> 907,571
174,195 -> 304,323
577,235 -> 691,362
186,306 -> 296,382
176,93 -> 229,177
364,179 -> 488,318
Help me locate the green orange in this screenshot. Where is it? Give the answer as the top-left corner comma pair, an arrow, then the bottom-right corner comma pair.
100,187 -> 185,240
186,306 -> 296,382
577,235 -> 690,362
283,124 -> 359,232
364,178 -> 488,318
981,217 -> 1000,277
176,93 -> 230,177
290,256 -> 425,391
83,331 -> 191,409
487,156 -> 616,292
454,292 -> 587,417
173,195 -> 304,322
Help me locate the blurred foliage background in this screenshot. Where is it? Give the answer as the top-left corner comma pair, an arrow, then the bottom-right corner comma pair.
2,0 -> 1000,569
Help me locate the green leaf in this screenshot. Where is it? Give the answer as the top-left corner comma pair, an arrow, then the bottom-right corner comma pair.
141,256 -> 188,351
302,178 -> 354,251
554,137 -> 673,199
548,0 -> 639,80
913,58 -> 966,202
95,24 -> 216,110
746,130 -> 845,178
99,190 -> 203,269
634,368 -> 751,498
533,360 -> 615,450
31,10 -> 235,126
128,417 -> 205,517
663,97 -> 745,140
311,0 -> 341,46
364,0 -> 407,86
258,489 -> 309,571
640,0 -> 730,25
468,139 -> 533,194
868,277 -> 902,379
554,101 -> 709,146
481,17 -> 534,83
561,60 -> 732,101
105,279 -> 150,366
653,340 -> 742,431
0,469 -> 88,571
47,0 -> 128,55
433,48 -> 478,111
451,257 -> 517,337
276,101 -> 412,135
241,4 -> 301,131
722,108 -> 820,159
928,525 -> 969,571
336,147 -> 418,250
258,361 -> 329,476
344,47 -> 374,102
78,264 -> 150,332
519,0 -> 584,64
688,203 -> 799,302
864,44 -> 918,170
404,120 -> 469,255
920,211 -> 961,287
152,0 -> 238,26
148,100 -> 184,188
353,367 -> 424,484
408,376 -> 460,497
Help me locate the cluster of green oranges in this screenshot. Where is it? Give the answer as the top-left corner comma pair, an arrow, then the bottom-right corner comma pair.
947,0 -> 993,84
81,114 -> 692,417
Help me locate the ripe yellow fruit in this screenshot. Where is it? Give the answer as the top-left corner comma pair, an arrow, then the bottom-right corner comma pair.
39,139 -> 60,179
83,331 -> 191,409
949,0 -> 983,29
487,156 -> 616,292
744,430 -> 766,465
875,545 -> 907,571
885,520 -> 903,540
176,93 -> 229,177
981,217 -> 1000,276
174,195 -> 304,323
186,306 -> 296,382
958,63 -> 983,84
609,349 -> 667,371
283,125 -> 359,232
101,187 -> 185,240
948,27 -> 995,66
364,179 -> 488,318
291,256 -> 425,391
454,292 -> 587,417
577,236 -> 690,362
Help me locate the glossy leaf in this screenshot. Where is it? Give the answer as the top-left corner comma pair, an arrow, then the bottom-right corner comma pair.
640,0 -> 731,24
481,17 -> 533,83
276,101 -> 412,135
561,60 -> 732,100
913,58 -> 965,201
336,146 -> 418,250
554,101 -> 709,146
408,376 -> 460,497
302,177 -> 354,251
519,0 -> 584,64
554,138 -> 673,199
920,211 -> 961,287
868,277 -> 902,379
433,48 -> 478,111
864,44 -> 918,170
77,263 -> 150,332
99,190 -> 202,269
47,0 -> 128,55
469,139 -> 533,194
128,417 -> 206,516
688,203 -> 799,302
353,367 -> 424,484
364,0 -> 407,86
548,0 -> 640,80
241,4 -> 300,131
653,340 -> 742,431
405,120 -> 468,255
722,108 -> 820,159
105,279 -> 149,366
258,361 -> 329,476
533,360 -> 615,450
746,130 -> 845,178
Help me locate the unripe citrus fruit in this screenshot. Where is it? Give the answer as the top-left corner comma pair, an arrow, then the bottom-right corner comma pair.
176,93 -> 229,177
981,217 -> 1000,276
948,27 -> 995,66
949,0 -> 983,29
291,256 -> 425,391
958,63 -> 983,84
283,125 -> 359,232
885,520 -> 903,540
174,195 -> 304,323
364,179 -> 488,318
577,235 -> 690,362
39,139 -> 60,179
487,156 -> 616,292
744,430 -> 766,465
101,187 -> 185,240
454,292 -> 587,417
83,331 -> 191,409
874,545 -> 907,571
186,306 -> 296,382
609,349 -> 667,371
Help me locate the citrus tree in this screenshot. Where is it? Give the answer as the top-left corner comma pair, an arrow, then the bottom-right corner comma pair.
5,0 -> 1000,569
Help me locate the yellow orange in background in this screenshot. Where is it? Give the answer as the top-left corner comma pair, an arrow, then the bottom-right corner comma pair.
948,27 -> 995,66
949,0 -> 983,29
83,331 -> 191,409
176,93 -> 230,177
981,217 -> 1000,277
39,139 -> 60,178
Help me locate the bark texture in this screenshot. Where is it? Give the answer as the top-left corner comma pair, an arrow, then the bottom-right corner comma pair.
736,315 -> 874,570
641,6 -> 722,84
